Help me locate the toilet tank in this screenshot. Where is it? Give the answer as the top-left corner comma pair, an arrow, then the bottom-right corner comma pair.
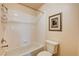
46,40 -> 59,54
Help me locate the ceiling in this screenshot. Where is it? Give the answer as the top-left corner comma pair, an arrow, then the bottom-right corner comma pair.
22,3 -> 44,10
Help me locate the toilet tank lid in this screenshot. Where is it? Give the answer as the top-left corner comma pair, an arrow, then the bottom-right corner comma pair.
46,40 -> 59,45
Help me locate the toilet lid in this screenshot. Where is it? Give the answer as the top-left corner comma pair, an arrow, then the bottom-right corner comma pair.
37,51 -> 52,56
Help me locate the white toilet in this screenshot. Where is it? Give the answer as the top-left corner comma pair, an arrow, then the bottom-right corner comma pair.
37,40 -> 59,56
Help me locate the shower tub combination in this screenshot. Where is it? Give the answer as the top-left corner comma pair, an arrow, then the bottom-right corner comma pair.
0,43 -> 44,56
0,4 -> 43,56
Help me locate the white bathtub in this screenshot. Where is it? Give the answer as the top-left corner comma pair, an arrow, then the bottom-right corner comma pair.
5,44 -> 44,56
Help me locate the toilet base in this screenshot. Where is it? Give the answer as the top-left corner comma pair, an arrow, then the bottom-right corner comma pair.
37,51 -> 52,56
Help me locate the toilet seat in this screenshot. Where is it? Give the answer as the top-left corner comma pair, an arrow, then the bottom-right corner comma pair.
37,51 -> 52,56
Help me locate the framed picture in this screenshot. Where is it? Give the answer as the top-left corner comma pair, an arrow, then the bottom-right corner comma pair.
49,13 -> 62,31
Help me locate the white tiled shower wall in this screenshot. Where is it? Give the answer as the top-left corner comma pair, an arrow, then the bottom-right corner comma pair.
0,4 -> 39,50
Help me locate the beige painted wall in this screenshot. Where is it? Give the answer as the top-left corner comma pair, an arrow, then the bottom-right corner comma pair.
37,3 -> 79,56
0,4 -> 2,47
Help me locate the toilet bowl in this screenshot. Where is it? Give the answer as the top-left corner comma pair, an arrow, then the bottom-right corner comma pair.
37,51 -> 52,56
37,40 -> 59,56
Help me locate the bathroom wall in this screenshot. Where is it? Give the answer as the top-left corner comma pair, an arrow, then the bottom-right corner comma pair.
0,4 -> 2,47
0,4 -> 5,48
37,3 -> 79,56
0,4 -> 38,50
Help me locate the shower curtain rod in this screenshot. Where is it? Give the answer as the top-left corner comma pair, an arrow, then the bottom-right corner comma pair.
19,3 -> 44,14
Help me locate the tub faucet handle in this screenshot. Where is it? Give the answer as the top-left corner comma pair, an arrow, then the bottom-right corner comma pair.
2,45 -> 8,48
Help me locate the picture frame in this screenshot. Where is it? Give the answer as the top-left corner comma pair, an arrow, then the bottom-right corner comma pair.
49,13 -> 62,31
